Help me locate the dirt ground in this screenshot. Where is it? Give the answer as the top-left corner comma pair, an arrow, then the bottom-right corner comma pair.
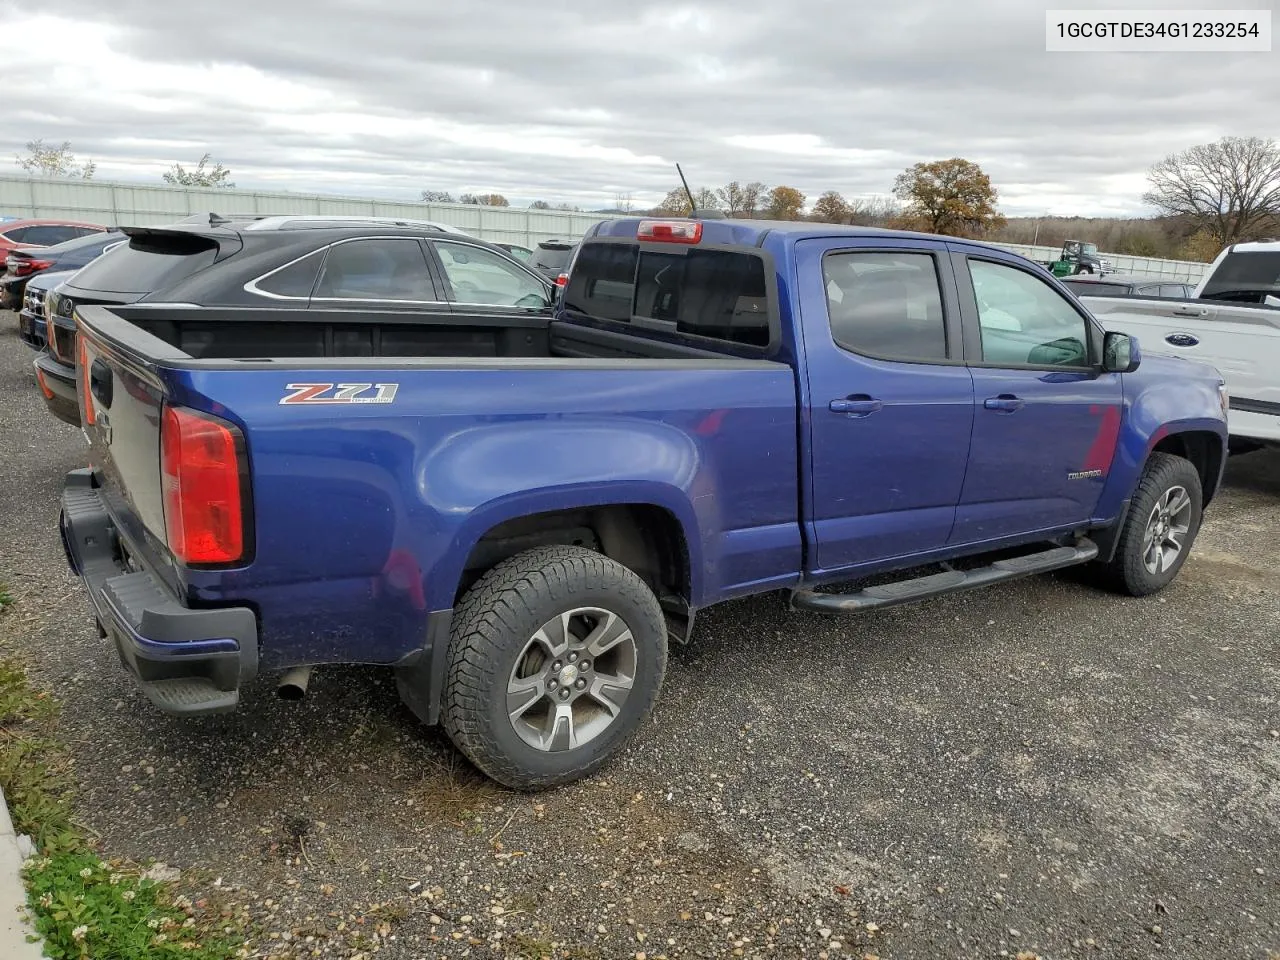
1,319 -> 1276,959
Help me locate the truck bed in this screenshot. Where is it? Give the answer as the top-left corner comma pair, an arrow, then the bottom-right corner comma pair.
71,303 -> 802,670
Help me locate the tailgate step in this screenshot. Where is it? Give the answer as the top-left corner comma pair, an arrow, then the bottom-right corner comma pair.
790,540 -> 1098,615
141,678 -> 239,716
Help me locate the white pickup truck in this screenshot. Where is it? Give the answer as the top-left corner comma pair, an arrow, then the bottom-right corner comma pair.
1076,239 -> 1280,451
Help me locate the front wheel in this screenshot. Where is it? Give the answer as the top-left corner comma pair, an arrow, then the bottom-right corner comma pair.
436,545 -> 668,791
1097,452 -> 1203,596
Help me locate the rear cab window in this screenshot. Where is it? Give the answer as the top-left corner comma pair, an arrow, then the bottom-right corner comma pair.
562,238 -> 775,353
1199,251 -> 1280,304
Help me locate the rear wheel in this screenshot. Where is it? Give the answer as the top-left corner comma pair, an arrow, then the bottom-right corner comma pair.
1097,453 -> 1203,596
438,545 -> 667,790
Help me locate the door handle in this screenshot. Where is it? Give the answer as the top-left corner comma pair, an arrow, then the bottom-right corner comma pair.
1164,332 -> 1200,347
829,395 -> 883,417
1173,305 -> 1208,317
983,394 -> 1024,413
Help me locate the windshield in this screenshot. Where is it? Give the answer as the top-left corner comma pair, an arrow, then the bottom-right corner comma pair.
1200,251 -> 1280,304
1081,243 -> 1097,255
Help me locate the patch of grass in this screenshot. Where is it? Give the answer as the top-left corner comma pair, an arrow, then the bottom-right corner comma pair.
0,584 -> 13,612
0,658 -> 246,959
24,853 -> 234,960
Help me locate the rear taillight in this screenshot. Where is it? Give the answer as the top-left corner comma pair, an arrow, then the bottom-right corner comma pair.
555,272 -> 569,287
77,332 -> 95,426
13,258 -> 52,277
161,406 -> 247,565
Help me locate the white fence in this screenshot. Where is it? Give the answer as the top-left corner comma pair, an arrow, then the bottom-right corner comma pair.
0,175 -> 623,248
991,242 -> 1208,282
0,175 -> 1210,281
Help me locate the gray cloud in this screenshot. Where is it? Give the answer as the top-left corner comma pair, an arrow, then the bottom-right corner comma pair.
1,0 -> 1274,214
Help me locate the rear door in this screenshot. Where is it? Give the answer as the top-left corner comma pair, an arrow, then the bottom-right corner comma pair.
798,237 -> 975,572
949,249 -> 1123,544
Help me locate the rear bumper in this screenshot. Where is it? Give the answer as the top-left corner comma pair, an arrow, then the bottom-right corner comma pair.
33,352 -> 79,427
59,469 -> 259,716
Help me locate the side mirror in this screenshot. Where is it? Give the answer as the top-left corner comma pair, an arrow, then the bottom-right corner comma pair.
1103,330 -> 1141,373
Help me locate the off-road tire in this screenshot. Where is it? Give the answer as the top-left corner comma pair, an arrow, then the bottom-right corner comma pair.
1097,452 -> 1203,597
439,545 -> 667,791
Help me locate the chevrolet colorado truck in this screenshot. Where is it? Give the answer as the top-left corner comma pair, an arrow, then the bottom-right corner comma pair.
59,217 -> 1229,790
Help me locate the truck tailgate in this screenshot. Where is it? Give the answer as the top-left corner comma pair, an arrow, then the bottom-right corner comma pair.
77,312 -> 175,581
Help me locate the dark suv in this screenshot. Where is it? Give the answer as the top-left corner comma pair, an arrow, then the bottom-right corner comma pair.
36,215 -> 553,426
530,239 -> 579,283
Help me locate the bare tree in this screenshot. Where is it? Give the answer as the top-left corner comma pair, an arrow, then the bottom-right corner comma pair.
613,191 -> 634,212
421,190 -> 454,202
529,200 -> 551,209
1144,136 -> 1280,246
16,139 -> 95,179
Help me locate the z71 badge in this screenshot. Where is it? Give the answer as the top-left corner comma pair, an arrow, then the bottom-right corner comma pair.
279,383 -> 399,405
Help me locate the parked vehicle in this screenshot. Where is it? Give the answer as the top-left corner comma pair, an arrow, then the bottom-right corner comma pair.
1,230 -> 125,309
1037,240 -> 1112,277
18,269 -> 76,352
60,216 -> 1227,790
1194,238 -> 1280,306
1077,239 -> 1280,450
496,242 -> 534,263
0,218 -> 110,263
35,216 -> 549,426
1061,274 -> 1196,299
530,238 -> 579,284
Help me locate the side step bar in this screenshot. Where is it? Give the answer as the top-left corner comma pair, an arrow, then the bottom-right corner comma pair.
790,539 -> 1098,615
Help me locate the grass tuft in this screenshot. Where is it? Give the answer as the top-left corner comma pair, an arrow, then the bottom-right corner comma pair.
0,657 -> 245,959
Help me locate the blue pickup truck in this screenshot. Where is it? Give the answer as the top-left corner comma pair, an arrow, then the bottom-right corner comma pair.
59,216 -> 1228,790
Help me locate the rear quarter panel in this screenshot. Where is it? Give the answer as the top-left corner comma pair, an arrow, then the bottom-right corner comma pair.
166,360 -> 800,667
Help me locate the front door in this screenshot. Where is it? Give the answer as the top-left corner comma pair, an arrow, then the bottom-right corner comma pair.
949,249 -> 1124,545
797,237 -> 974,574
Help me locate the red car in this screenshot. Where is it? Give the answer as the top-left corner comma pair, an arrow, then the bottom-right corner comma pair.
0,218 -> 110,262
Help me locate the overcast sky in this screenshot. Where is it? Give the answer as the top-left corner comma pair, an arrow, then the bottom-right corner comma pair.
0,0 -> 1274,216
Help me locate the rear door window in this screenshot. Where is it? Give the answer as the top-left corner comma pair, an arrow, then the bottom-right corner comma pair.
314,238 -> 437,301
822,252 -> 948,361
69,232 -> 221,295
1,227 -> 31,244
563,240 -> 773,349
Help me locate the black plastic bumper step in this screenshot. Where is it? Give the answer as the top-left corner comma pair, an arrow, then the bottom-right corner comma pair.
790,539 -> 1098,615
141,678 -> 239,716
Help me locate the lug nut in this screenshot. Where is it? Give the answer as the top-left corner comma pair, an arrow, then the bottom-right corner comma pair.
568,652 -> 578,663
548,678 -> 558,690
551,661 -> 562,672
559,688 -> 571,700
580,660 -> 590,672
576,678 -> 587,690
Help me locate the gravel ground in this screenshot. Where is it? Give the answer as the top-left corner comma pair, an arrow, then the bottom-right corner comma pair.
0,317 -> 1277,960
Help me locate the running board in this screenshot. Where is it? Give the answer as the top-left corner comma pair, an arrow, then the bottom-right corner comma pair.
790,540 -> 1099,615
